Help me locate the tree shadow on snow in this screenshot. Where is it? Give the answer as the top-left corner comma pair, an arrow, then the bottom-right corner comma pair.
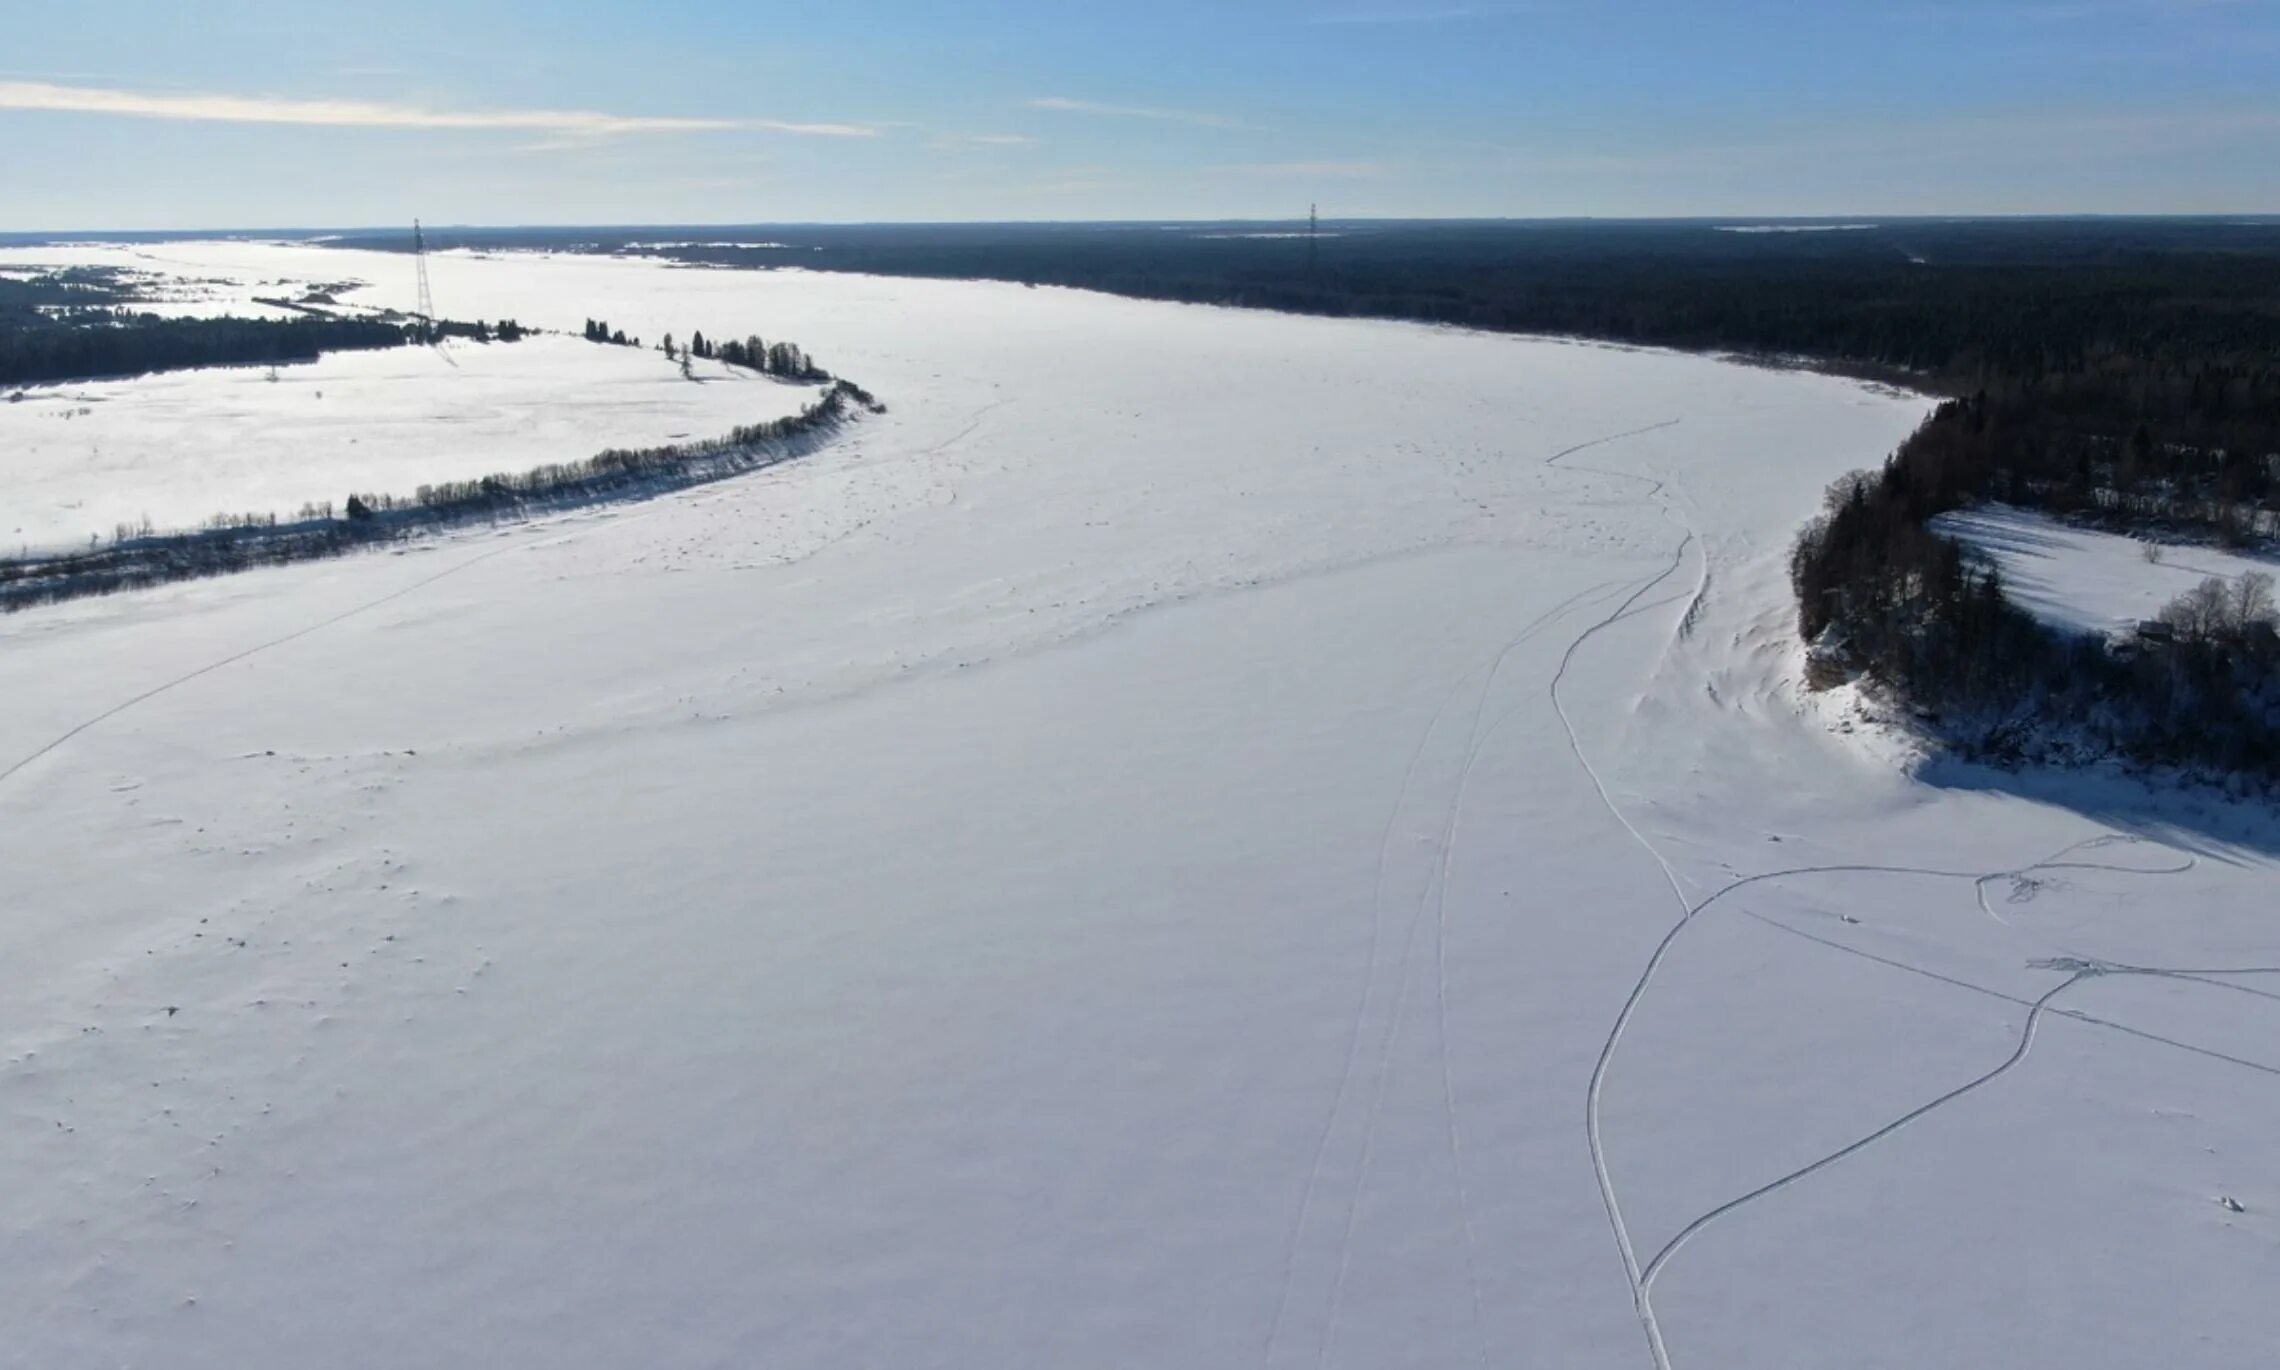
1918,753 -> 2280,864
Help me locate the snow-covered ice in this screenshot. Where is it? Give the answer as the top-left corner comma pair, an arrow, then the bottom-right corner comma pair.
2,242 -> 2274,1370
1936,503 -> 2279,638
0,333 -> 825,550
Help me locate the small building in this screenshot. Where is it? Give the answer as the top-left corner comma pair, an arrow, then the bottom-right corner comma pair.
2135,619 -> 2176,646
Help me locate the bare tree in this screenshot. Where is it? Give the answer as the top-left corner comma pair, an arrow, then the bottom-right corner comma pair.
2232,571 -> 2276,630
2161,576 -> 2234,642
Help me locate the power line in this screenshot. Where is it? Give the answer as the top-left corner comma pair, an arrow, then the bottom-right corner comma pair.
411,218 -> 436,343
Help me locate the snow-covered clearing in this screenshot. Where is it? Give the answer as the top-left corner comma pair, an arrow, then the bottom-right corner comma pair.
2,242 -> 2274,1370
1936,503 -> 2280,638
0,333 -> 823,550
0,244 -> 324,320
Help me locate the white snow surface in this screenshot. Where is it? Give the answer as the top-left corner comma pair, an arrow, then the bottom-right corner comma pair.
1936,503 -> 2280,638
0,334 -> 822,549
3,242 -> 2276,1370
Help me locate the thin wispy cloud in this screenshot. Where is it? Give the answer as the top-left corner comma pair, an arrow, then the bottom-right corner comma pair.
1215,160 -> 1388,177
0,79 -> 877,138
505,136 -> 635,155
1026,96 -> 1244,129
930,131 -> 1042,150
1312,4 -> 1532,22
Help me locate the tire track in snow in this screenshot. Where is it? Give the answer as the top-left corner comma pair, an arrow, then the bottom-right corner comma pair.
1585,834 -> 2280,1353
1431,800 -> 1493,1370
1963,841 -> 2280,998
0,396 -> 953,793
1637,968 -> 2090,1290
1351,408 -> 1698,1368
1728,905 -> 2280,1083
2156,971 -> 2280,1004
1315,801 -> 1446,1369
1292,578 -> 1627,1370
1545,419 -> 1685,481
1537,415 -> 2272,1370
1415,583 -> 1634,1370
1538,415 -> 1703,1370
1260,621 -> 1480,1370
0,539 -> 530,790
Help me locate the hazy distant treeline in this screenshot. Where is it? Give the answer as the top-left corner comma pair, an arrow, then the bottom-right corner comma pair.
2,309 -> 413,388
340,219 -> 2280,388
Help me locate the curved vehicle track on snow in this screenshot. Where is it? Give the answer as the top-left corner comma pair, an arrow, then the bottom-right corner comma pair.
1549,418 -> 2280,1370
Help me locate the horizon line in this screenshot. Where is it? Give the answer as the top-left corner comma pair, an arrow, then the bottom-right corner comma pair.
7,211 -> 2280,238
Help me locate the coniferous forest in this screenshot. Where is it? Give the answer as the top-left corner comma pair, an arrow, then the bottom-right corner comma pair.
1791,395 -> 2280,782
1,268 -> 416,387
0,266 -> 545,387
2,307 -> 414,388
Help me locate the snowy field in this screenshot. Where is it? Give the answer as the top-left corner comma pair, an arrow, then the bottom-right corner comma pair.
3,242 -> 2275,1370
1936,503 -> 2280,638
0,264 -> 825,551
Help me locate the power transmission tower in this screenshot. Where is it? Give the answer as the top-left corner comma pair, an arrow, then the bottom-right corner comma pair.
411,218 -> 437,343
1307,203 -> 1320,275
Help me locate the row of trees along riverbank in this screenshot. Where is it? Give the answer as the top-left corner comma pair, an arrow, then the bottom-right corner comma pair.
582,318 -> 828,383
2,379 -> 885,613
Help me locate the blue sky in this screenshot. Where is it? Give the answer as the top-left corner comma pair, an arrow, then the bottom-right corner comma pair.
3,0 -> 2276,228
